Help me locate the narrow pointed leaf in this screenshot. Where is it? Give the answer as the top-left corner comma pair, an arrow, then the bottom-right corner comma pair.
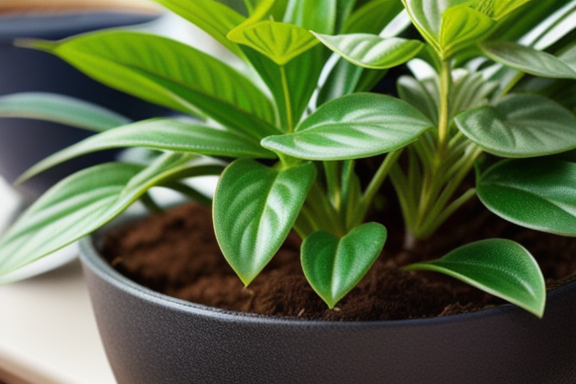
301,223 -> 387,308
213,159 -> 316,285
455,94 -> 576,157
18,31 -> 278,138
262,93 -> 433,160
439,5 -> 495,58
0,154 -> 223,277
481,42 -> 576,79
313,33 -> 424,69
18,118 -> 275,183
153,0 -> 246,57
406,239 -> 546,317
0,92 -> 130,132
227,20 -> 320,65
477,158 -> 576,236
397,75 -> 440,125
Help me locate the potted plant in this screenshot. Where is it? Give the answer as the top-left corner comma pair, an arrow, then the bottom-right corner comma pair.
0,0 -> 575,383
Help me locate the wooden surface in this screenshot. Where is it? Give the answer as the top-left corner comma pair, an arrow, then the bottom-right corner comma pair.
0,0 -> 160,14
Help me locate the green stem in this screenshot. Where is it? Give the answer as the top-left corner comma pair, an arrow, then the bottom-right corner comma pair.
359,149 -> 403,221
280,65 -> 294,133
437,60 -> 452,158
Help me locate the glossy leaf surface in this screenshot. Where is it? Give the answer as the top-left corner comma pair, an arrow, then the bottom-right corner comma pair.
477,159 -> 576,237
313,33 -> 424,69
262,93 -> 433,160
228,20 -> 319,65
481,42 -> 576,79
153,0 -> 246,57
455,94 -> 576,157
20,31 -> 277,138
0,154 -> 222,278
0,92 -> 129,132
343,0 -> 404,34
301,223 -> 387,308
213,160 -> 315,285
18,118 -> 275,183
407,239 -> 546,317
439,5 -> 494,58
283,0 -> 336,34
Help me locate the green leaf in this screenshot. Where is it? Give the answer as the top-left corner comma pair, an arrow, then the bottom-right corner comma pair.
153,0 -> 247,57
397,75 -> 440,125
477,158 -> 576,237
343,0 -> 404,34
491,0 -> 533,20
406,239 -> 546,317
439,5 -> 495,58
227,20 -> 320,65
481,42 -> 576,79
0,92 -> 130,132
18,31 -> 278,139
283,0 -> 337,34
301,222 -> 387,309
313,33 -> 424,69
0,153 -> 223,277
262,93 -> 433,160
213,159 -> 316,285
455,94 -> 576,157
401,0 -> 469,52
17,118 -> 275,183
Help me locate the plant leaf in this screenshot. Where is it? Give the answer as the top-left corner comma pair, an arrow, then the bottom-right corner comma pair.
397,75 -> 440,125
455,94 -> 576,157
491,0 -> 533,20
213,159 -> 316,285
0,92 -> 130,132
227,20 -> 320,66
17,118 -> 275,183
439,5 -> 495,58
477,158 -> 576,237
406,238 -> 546,317
301,222 -> 387,308
153,0 -> 246,57
0,153 -> 223,277
18,31 -> 278,138
313,33 -> 424,69
283,0 -> 337,34
262,93 -> 433,160
343,0 -> 404,34
481,42 -> 576,79
401,0 -> 469,52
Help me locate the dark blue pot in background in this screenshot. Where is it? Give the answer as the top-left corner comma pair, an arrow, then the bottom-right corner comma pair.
0,10 -> 166,202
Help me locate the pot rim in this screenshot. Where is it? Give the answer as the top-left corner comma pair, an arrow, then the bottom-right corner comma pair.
79,229 -> 576,328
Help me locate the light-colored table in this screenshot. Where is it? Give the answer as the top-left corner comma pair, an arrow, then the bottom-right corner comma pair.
0,178 -> 116,384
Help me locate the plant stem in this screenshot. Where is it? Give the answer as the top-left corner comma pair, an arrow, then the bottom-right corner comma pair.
437,60 -> 452,158
280,65 -> 294,133
359,149 -> 403,221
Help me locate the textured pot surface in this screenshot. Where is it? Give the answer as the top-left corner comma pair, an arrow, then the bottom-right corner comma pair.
80,233 -> 576,384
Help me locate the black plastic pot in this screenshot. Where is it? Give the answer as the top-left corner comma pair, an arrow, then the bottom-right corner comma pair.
0,11 -> 166,202
79,223 -> 576,384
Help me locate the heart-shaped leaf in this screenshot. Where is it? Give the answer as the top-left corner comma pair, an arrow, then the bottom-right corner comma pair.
301,222 -> 387,308
401,0 -> 469,52
313,33 -> 424,69
17,118 -> 275,183
213,159 -> 316,285
477,158 -> 576,237
406,238 -> 546,317
18,31 -> 278,138
455,94 -> 576,157
439,5 -> 495,58
0,153 -> 223,278
261,93 -> 433,160
227,20 -> 320,65
481,41 -> 576,79
0,92 -> 130,132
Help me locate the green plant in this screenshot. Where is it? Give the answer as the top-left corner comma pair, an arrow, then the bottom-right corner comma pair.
1,0 -> 575,318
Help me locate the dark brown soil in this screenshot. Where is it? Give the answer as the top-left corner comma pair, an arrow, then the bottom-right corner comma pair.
100,200 -> 576,321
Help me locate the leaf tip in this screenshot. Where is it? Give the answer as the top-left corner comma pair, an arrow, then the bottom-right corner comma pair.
13,38 -> 57,51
